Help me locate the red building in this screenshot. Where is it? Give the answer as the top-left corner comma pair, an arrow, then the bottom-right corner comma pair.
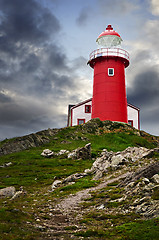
68,25 -> 140,129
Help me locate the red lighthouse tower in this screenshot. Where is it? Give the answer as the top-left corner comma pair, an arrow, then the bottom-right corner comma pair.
88,25 -> 129,123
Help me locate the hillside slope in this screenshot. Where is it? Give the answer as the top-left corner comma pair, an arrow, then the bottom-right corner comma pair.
0,119 -> 159,240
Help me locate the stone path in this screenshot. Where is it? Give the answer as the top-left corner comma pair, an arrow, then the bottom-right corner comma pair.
39,172 -> 130,239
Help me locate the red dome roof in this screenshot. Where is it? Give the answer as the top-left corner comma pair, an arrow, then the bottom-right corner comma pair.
97,25 -> 121,39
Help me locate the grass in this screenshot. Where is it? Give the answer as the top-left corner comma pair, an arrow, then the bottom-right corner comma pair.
51,175 -> 99,198
0,121 -> 158,239
77,215 -> 159,240
152,186 -> 159,200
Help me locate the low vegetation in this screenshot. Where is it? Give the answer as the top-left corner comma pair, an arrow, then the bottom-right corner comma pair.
0,119 -> 159,239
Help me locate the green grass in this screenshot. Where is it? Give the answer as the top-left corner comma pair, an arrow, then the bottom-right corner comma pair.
77,215 -> 159,240
115,218 -> 159,240
0,206 -> 40,240
51,175 -> 99,198
152,186 -> 159,200
0,121 -> 158,239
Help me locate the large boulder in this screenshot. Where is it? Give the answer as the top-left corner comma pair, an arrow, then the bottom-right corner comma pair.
68,143 -> 91,160
0,186 -> 16,198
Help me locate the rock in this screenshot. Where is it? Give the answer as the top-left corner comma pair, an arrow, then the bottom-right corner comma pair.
93,171 -> 103,180
0,128 -> 59,156
151,174 -> 159,184
0,186 -> 16,198
142,178 -> 150,184
63,173 -> 87,183
111,155 -> 128,169
97,204 -> 105,210
119,161 -> 159,187
57,150 -> 69,155
0,162 -> 12,168
52,180 -> 62,191
84,169 -> 93,174
68,143 -> 91,160
10,191 -> 23,200
85,146 -> 156,180
41,149 -> 54,158
125,181 -> 135,189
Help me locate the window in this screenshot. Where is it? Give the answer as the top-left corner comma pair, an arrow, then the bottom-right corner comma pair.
128,120 -> 133,127
77,119 -> 85,125
108,68 -> 114,76
85,105 -> 91,113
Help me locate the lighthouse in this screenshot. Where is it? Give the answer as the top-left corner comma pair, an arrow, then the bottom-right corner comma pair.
67,25 -> 140,130
88,25 -> 129,123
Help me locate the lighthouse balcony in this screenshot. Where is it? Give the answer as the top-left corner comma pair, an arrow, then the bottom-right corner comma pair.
88,48 -> 129,67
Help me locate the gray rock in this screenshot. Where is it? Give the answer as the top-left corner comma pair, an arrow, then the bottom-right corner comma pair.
142,178 -> 150,184
52,180 -> 62,191
0,128 -> 59,156
63,173 -> 87,183
125,181 -> 135,189
151,174 -> 159,184
41,149 -> 54,158
0,162 -> 12,168
57,149 -> 69,155
0,186 -> 16,198
68,143 -> 91,160
111,155 -> 128,169
93,171 -> 103,180
97,204 -> 105,210
10,191 -> 23,200
119,161 -> 159,187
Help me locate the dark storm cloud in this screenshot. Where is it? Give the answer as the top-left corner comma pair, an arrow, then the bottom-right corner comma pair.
127,69 -> 159,107
0,0 -> 80,140
20,54 -> 41,73
127,66 -> 159,135
0,92 -> 12,103
46,45 -> 69,71
0,0 -> 60,49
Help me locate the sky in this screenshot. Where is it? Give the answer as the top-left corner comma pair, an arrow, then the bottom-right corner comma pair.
0,0 -> 159,140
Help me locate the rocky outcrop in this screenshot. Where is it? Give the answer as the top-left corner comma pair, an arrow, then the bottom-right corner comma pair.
85,147 -> 159,180
120,173 -> 159,218
0,128 -> 59,156
119,161 -> 159,187
81,118 -> 140,134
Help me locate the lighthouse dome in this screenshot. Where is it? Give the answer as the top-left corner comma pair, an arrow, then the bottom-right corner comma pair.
96,25 -> 122,48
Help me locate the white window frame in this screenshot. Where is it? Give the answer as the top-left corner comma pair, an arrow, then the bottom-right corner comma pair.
108,68 -> 114,76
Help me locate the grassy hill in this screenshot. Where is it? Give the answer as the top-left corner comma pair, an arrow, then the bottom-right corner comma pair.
0,119 -> 159,239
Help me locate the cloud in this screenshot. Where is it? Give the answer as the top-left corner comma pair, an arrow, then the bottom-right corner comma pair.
0,0 -> 60,47
76,7 -> 90,26
127,68 -> 159,107
0,0 -> 90,140
127,63 -> 159,135
150,0 -> 159,15
0,0 -> 94,140
98,0 -> 138,17
0,91 -> 12,103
